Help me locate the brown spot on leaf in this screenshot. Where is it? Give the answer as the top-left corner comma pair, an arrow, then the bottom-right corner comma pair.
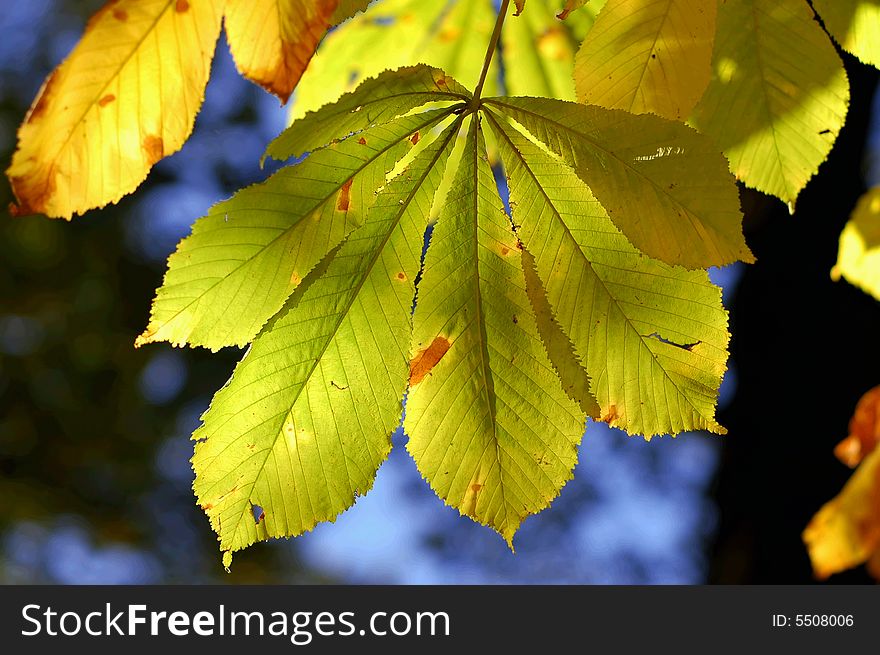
98,94 -> 116,107
410,131 -> 420,145
26,71 -> 59,123
471,483 -> 482,493
201,503 -> 214,511
409,336 -> 451,385
336,178 -> 353,211
175,0 -> 190,12
512,315 -> 518,324
501,246 -> 510,256
396,272 -> 407,281
357,136 -> 367,145
290,270 -> 301,286
142,134 -> 164,164
600,405 -> 618,424
113,8 -> 128,21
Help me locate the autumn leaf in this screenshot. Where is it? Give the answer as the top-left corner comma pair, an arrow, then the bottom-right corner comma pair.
804,386 -> 880,580
6,0 -> 225,219
813,0 -> 880,70
574,0 -> 717,121
404,117 -> 585,546
193,104 -> 462,563
225,0 -> 371,104
289,0 -> 593,121
831,187 -> 880,302
690,0 -> 850,208
486,96 -> 753,269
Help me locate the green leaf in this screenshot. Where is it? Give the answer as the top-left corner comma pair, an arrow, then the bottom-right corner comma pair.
404,116 -> 585,547
266,64 -> 470,162
486,96 -> 752,269
521,248 -> 601,418
138,108 -> 452,351
813,0 -> 880,69
193,118 -> 461,559
574,0 -> 717,120
832,187 -> 880,301
486,109 -> 729,436
690,0 -> 850,208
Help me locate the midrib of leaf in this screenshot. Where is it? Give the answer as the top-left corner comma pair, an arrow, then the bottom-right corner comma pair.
485,109 -> 719,428
214,118 -> 462,538
747,1 -> 790,201
628,0 -> 673,113
484,98 -> 719,257
154,106 -> 456,342
48,0 -> 179,165
464,118 -> 505,518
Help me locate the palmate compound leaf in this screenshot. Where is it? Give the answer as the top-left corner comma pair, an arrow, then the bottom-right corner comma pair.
139,65 -> 466,351
485,96 -> 753,269
574,0 -> 717,121
690,0 -> 850,209
193,117 -> 462,564
404,116 -> 585,546
813,0 -> 880,70
6,0 -> 224,219
485,110 -> 728,436
188,71 -> 744,557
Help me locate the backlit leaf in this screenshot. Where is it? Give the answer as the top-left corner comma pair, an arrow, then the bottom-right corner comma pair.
193,119 -> 461,560
290,0 -> 497,120
831,187 -> 880,302
266,65 -> 470,163
487,110 -> 729,436
574,0 -> 717,121
522,249 -> 601,418
404,117 -> 585,546
804,385 -> 880,580
486,96 -> 752,269
690,0 -> 850,207
6,0 -> 224,219
224,0 -> 340,104
504,0 -> 594,100
138,109 -> 451,351
813,0 -> 880,69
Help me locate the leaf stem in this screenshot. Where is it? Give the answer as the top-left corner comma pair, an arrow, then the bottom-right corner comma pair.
472,0 -> 511,109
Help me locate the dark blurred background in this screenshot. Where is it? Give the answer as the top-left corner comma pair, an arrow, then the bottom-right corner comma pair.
0,0 -> 877,584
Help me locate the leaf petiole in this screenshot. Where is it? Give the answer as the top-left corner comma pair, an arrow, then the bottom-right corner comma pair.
471,0 -> 512,110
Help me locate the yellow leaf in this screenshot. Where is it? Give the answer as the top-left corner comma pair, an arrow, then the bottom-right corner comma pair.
575,0 -> 717,120
813,0 -> 880,69
690,0 -> 849,206
225,0 -> 341,104
832,187 -> 880,302
6,0 -> 225,219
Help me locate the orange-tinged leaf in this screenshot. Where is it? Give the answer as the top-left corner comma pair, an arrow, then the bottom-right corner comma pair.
804,386 -> 880,580
834,385 -> 880,468
6,0 -> 225,219
225,0 -> 340,104
558,0 -> 589,20
803,448 -> 880,580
